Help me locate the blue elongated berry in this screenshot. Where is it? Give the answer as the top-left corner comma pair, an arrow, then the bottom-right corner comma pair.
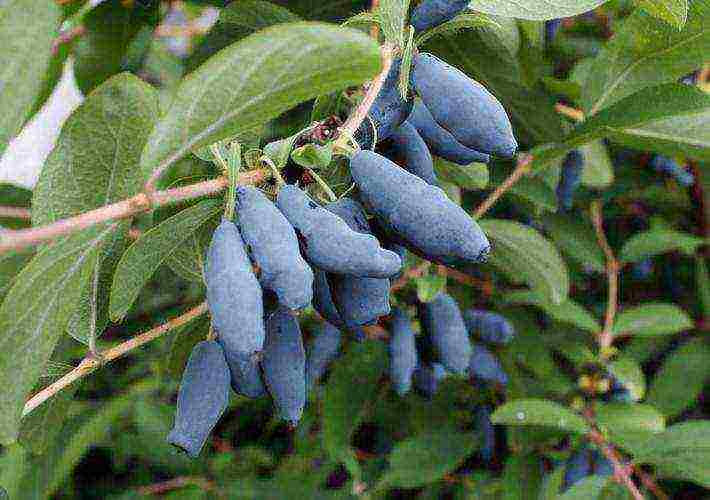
354,58 -> 412,148
592,451 -> 614,477
220,346 -> 266,398
305,321 -> 342,390
563,448 -> 592,490
476,405 -> 495,462
312,267 -> 345,327
388,308 -> 418,395
206,220 -> 264,355
276,185 -> 402,278
411,53 -> 517,158
167,341 -> 230,458
261,307 -> 306,424
557,149 -> 584,211
468,342 -> 508,386
631,258 -> 653,280
650,155 -> 695,187
545,19 -> 562,45
408,101 -> 490,165
410,0 -> 470,32
325,198 -> 391,327
413,362 -> 448,397
351,150 -> 490,269
381,121 -> 437,185
421,293 -> 471,374
464,309 -> 515,345
235,186 -> 313,310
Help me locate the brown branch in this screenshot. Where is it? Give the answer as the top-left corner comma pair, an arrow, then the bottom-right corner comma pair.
0,169 -> 267,255
590,200 -> 619,352
390,261 -> 431,292
22,302 -> 209,417
474,154 -> 533,219
555,103 -> 585,122
337,43 -> 396,148
136,476 -> 215,496
0,206 -> 32,220
587,429 -> 645,500
369,0 -> 380,39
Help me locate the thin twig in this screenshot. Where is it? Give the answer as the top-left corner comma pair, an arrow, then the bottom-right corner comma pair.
22,302 -> 209,417
336,43 -> 396,150
555,103 -> 585,122
0,169 -> 267,255
474,154 -> 533,219
587,429 -> 645,500
136,476 -> 215,496
0,206 -> 32,220
590,200 -> 619,351
391,261 -> 431,292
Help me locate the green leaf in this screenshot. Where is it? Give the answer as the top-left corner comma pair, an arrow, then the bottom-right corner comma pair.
595,403 -> 666,435
434,158 -> 489,190
0,184 -> 31,230
378,427 -> 477,488
569,84 -> 710,160
607,356 -> 646,401
539,466 -> 566,500
161,316 -> 211,380
633,421 -> 710,487
272,0 -> 368,22
638,0 -> 689,30
0,250 -> 33,304
72,0 -> 152,95
543,214 -> 606,273
580,141 -> 614,189
322,341 -> 386,466
110,199 -> 222,321
415,12 -> 500,46
558,476 -> 611,500
619,229 -> 705,263
490,169 -> 558,212
502,290 -> 601,333
0,0 -> 61,157
187,0 -> 300,72
141,23 -> 381,180
582,1 -> 710,114
416,273 -> 447,303
612,303 -> 693,338
33,74 -> 159,344
491,399 -> 589,434
291,143 -> 333,169
0,225 -> 117,444
697,257 -> 710,319
501,454 -> 543,500
468,1 -> 609,20
480,219 -> 569,305
646,338 -> 710,418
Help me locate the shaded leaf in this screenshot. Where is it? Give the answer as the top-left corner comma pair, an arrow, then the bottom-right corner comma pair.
638,0 -> 689,29
612,303 -> 693,338
379,427 -> 477,488
607,356 -> 646,401
503,290 -> 601,333
110,199 -> 222,321
543,214 -> 606,273
646,338 -> 710,418
434,158 -> 489,190
619,229 -> 704,263
468,1 -> 610,20
558,476 -> 611,500
480,219 -> 569,304
0,225 -> 116,444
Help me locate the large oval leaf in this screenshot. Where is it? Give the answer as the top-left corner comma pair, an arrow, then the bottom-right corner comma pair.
480,219 -> 569,304
469,0 -> 610,20
141,22 -> 381,179
491,399 -> 589,434
612,303 -> 693,338
0,0 -> 62,157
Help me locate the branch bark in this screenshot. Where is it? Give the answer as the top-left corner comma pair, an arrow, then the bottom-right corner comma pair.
474,154 -> 533,219
590,200 -> 619,352
0,169 -> 267,255
22,302 -> 208,417
0,206 -> 32,220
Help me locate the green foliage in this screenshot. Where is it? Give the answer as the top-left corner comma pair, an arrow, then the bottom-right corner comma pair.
0,1 -> 708,498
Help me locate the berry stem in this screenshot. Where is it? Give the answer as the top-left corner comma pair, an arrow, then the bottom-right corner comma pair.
22,302 -> 209,418
590,200 -> 619,353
